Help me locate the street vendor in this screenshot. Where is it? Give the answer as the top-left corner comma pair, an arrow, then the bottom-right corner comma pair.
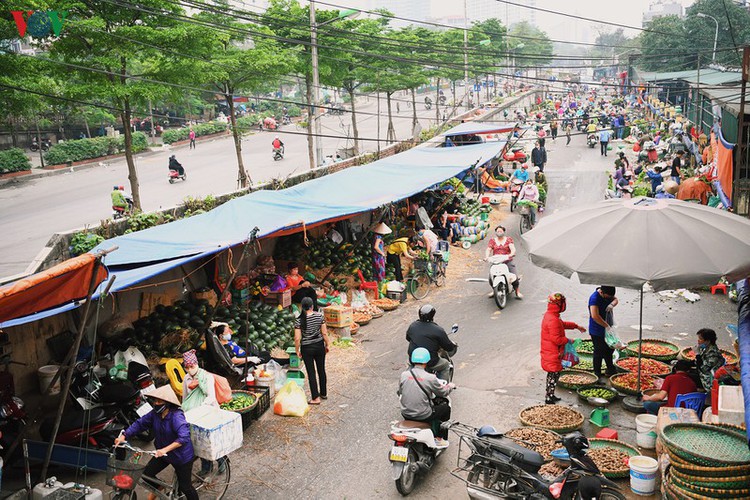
414,227 -> 439,255
213,323 -> 263,366
373,222 -> 391,286
588,286 -> 618,382
641,360 -> 697,415
387,235 -> 418,282
694,328 -> 725,392
285,262 -> 319,311
479,166 -> 510,191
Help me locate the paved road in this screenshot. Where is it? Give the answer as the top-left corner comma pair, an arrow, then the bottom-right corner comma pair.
225,132 -> 737,498
0,96 -> 445,278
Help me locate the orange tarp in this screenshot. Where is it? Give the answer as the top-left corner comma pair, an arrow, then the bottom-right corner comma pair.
0,254 -> 108,324
711,132 -> 735,200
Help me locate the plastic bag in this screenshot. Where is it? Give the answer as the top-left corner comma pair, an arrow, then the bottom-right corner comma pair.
265,360 -> 285,389
210,372 -> 232,404
351,290 -> 368,309
270,275 -> 288,292
604,328 -> 626,350
273,381 -> 309,417
561,340 -> 579,369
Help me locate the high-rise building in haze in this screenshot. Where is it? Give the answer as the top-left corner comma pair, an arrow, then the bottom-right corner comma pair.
369,0 -> 432,23
467,0 -> 537,27
642,0 -> 683,26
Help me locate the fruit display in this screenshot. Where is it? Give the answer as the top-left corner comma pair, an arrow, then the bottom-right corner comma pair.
519,405 -> 584,432
576,359 -> 594,371
680,347 -> 738,364
355,303 -> 384,317
557,370 -> 597,389
575,340 -> 594,354
615,357 -> 671,376
609,373 -> 657,395
371,297 -> 400,311
505,427 -> 560,460
127,299 -> 209,356
577,386 -> 618,402
352,312 -> 372,325
587,447 -> 631,475
213,302 -> 296,352
625,339 -> 679,361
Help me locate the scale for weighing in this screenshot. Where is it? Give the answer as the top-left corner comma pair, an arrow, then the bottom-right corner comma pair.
588,396 -> 610,427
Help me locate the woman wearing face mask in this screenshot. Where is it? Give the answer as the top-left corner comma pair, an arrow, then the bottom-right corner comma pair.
694,328 -> 725,392
484,225 -> 523,299
215,323 -> 262,366
115,385 -> 199,500
180,349 -> 226,477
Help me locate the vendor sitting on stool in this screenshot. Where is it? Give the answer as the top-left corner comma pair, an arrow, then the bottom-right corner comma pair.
641,360 -> 697,415
213,323 -> 267,367
285,262 -> 319,311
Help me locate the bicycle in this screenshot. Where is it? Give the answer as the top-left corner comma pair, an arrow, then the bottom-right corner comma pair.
108,443 -> 231,500
518,204 -> 534,234
408,252 -> 447,300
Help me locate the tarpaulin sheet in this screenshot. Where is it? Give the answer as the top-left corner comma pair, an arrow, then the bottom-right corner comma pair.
0,255 -> 198,328
737,279 -> 750,442
443,122 -> 517,137
0,254 -> 107,325
91,142 -> 504,267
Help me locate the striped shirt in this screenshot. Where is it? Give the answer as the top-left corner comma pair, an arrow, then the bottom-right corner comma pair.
294,312 -> 325,347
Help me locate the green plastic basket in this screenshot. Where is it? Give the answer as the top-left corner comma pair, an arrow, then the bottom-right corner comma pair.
662,423 -> 750,467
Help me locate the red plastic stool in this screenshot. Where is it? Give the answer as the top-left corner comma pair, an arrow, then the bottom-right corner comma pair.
595,428 -> 618,440
710,283 -> 727,295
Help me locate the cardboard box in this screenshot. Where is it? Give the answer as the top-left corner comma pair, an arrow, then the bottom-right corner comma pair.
263,289 -> 291,308
656,406 -> 698,456
323,305 -> 353,327
185,406 -> 243,460
718,385 -> 745,426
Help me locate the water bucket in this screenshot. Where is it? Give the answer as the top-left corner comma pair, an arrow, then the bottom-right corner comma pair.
481,196 -> 490,204
256,374 -> 276,399
38,365 -> 61,395
629,455 -> 658,496
635,414 -> 658,449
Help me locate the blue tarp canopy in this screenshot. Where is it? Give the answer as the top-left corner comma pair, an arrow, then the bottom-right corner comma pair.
443,122 -> 517,137
2,142 -> 503,327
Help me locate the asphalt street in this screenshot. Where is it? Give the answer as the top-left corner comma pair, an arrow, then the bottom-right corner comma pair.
224,132 -> 738,498
0,95 -> 444,278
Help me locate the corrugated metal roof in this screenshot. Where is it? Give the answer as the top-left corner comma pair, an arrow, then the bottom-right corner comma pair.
633,68 -> 739,85
700,86 -> 749,116
684,71 -> 742,86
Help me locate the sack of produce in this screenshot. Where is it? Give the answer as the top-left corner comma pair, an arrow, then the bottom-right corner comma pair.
273,381 -> 309,417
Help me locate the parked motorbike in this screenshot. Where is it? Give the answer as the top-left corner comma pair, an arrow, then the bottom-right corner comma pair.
30,138 -> 51,152
587,134 -> 598,149
0,358 -> 26,458
68,360 -> 153,442
448,423 -> 625,499
40,407 -> 124,449
281,114 -> 292,125
168,168 -> 187,184
509,178 -> 524,212
273,147 -> 284,161
390,324 -> 458,495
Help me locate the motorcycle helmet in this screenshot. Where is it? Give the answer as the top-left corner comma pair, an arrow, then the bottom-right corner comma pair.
113,185 -> 119,190
170,155 -> 176,159
119,185 -> 125,190
548,293 -> 567,312
410,347 -> 431,364
274,135 -> 279,140
418,304 -> 436,322
477,425 -> 499,437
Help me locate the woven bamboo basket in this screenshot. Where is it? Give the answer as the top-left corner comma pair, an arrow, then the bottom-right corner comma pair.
662,423 -> 750,467
518,405 -> 584,433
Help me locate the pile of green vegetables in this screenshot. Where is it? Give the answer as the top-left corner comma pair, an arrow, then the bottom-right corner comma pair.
220,392 -> 256,411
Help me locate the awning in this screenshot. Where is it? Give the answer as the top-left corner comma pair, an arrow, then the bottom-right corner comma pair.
0,254 -> 108,326
443,122 -> 518,137
91,142 -> 505,267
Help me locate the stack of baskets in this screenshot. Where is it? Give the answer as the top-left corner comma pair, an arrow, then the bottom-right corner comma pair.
661,423 -> 750,499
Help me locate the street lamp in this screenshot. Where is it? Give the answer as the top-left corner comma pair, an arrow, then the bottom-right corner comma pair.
310,4 -> 359,167
697,13 -> 719,62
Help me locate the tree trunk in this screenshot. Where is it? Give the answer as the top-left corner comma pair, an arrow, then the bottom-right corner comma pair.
411,88 -> 418,132
225,92 -> 250,188
348,86 -> 360,155
121,98 -> 141,211
435,78 -> 441,124
83,116 -> 91,139
9,116 -> 18,148
305,74 -> 315,169
34,118 -> 45,169
386,92 -> 396,143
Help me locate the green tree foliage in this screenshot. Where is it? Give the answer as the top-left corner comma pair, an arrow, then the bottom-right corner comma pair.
508,21 -> 553,69
637,16 -> 690,71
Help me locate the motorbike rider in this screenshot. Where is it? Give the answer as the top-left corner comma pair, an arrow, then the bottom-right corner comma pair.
111,185 -> 132,213
485,225 -> 523,299
405,305 -> 457,382
168,155 -> 185,176
510,163 -> 530,183
398,347 -> 455,448
518,178 -> 540,225
272,135 -> 284,154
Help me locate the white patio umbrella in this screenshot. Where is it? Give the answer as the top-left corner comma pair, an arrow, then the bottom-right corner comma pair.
523,197 -> 750,399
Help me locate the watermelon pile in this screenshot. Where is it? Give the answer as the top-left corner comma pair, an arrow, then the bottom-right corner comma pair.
128,299 -> 209,357
213,302 -> 295,352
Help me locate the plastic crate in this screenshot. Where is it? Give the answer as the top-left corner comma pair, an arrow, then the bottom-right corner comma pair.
239,385 -> 270,429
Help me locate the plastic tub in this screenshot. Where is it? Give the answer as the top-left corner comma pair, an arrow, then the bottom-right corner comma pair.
635,414 -> 657,449
38,365 -> 61,395
629,455 -> 658,496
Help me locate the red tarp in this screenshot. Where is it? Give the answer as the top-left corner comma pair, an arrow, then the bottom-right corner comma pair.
0,254 -> 108,324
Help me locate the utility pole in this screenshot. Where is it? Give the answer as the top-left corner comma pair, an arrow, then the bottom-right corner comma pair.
463,0 -> 469,110
310,0 -> 323,167
735,46 -> 749,212
697,54 -> 703,132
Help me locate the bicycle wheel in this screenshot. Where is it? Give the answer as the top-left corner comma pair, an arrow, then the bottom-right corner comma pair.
434,263 -> 447,287
111,492 -> 136,500
191,458 -> 231,499
519,214 -> 532,234
409,271 -> 431,300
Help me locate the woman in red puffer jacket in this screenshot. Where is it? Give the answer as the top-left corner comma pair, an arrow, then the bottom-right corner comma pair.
540,293 -> 586,404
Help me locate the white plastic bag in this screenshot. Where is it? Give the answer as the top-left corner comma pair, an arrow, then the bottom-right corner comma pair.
273,381 -> 309,417
351,290 -> 368,309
